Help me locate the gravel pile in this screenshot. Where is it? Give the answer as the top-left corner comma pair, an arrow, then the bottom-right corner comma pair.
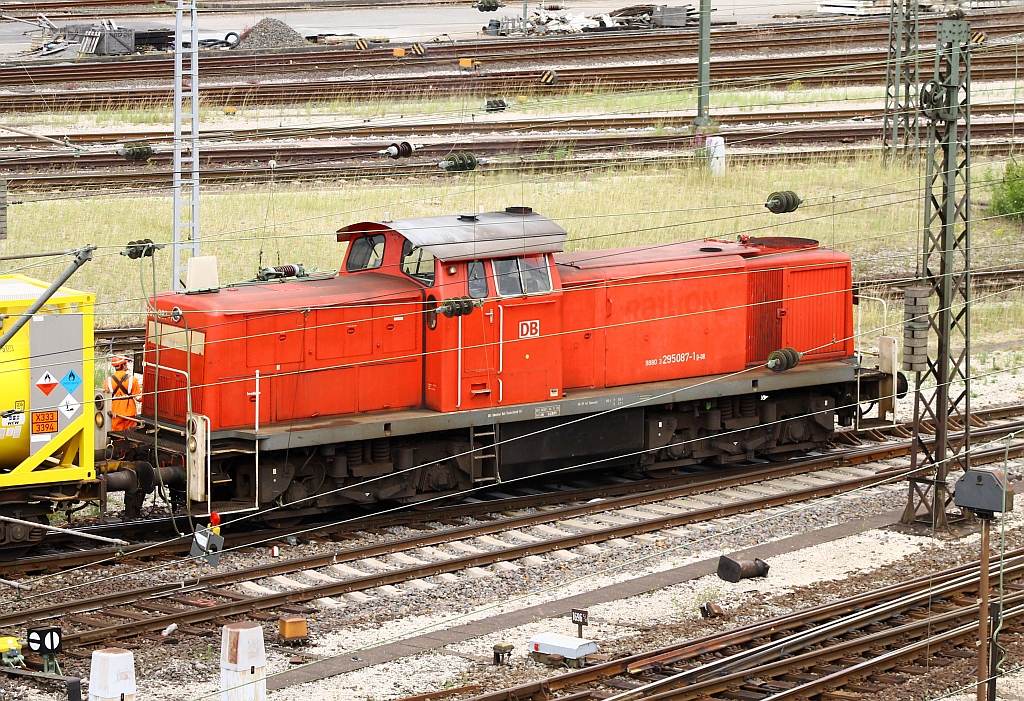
236,18 -> 308,51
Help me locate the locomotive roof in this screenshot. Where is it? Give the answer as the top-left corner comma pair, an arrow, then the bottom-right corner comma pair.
337,209 -> 567,262
556,237 -> 821,269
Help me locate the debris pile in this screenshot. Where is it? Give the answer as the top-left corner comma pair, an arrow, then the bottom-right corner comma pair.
482,4 -> 696,36
235,18 -> 309,50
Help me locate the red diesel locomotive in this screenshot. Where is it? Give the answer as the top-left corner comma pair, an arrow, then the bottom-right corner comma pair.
117,207 -> 895,519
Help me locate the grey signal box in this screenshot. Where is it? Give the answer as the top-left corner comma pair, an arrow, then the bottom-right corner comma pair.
954,469 -> 1014,515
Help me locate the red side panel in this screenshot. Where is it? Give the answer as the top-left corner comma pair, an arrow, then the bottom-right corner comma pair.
783,263 -> 854,360
218,373 -> 270,430
746,268 -> 783,366
603,262 -> 748,387
561,282 -> 602,390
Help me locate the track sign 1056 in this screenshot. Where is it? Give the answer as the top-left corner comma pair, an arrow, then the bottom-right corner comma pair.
571,609 -> 588,626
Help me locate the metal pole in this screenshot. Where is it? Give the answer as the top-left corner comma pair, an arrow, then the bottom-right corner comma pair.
693,0 -> 711,127
523,0 -> 528,34
902,19 -> 971,530
172,0 -> 200,291
978,517 -> 990,701
883,0 -> 919,161
0,246 -> 94,350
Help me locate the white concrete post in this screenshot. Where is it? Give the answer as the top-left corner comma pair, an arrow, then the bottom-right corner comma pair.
220,621 -> 267,701
89,648 -> 136,701
707,136 -> 726,176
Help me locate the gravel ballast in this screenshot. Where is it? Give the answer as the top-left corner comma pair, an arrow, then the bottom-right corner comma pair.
236,18 -> 309,51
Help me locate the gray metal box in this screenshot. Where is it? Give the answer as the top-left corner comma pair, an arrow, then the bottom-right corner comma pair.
651,6 -> 695,27
97,28 -> 135,55
954,469 -> 1014,514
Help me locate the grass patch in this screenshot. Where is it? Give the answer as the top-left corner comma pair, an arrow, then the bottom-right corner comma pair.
1,154 -> 1020,327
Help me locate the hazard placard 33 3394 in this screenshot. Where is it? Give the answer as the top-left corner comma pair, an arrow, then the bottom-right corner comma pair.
31,411 -> 58,434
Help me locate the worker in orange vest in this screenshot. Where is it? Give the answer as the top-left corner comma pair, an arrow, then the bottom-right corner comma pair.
105,355 -> 141,432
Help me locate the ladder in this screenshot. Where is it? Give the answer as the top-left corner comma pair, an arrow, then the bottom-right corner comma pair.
469,425 -> 499,483
172,0 -> 200,291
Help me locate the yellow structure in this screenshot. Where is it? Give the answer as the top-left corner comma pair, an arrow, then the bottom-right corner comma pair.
0,274 -> 94,488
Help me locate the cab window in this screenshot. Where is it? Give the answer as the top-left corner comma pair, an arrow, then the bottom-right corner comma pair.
468,260 -> 488,299
400,239 -> 435,285
346,234 -> 386,272
493,255 -> 552,297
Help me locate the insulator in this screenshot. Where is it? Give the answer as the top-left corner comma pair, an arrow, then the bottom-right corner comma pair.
484,98 -> 507,113
256,263 -> 306,281
380,141 -> 416,159
344,442 -> 362,466
439,152 -> 479,172
371,438 -> 391,464
122,238 -> 159,260
273,263 -> 306,277
739,395 -> 756,418
765,190 -> 802,214
475,0 -> 502,10
118,142 -> 154,161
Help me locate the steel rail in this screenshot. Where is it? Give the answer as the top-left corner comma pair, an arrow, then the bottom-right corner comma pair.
10,403 -> 1022,577
0,434 -> 930,627
460,548 -> 1024,701
2,101 -> 1021,150
636,596 -> 1024,701
2,121 -> 1020,192
3,10 -> 1022,86
2,46 -> 1022,113
12,431 -> 1024,648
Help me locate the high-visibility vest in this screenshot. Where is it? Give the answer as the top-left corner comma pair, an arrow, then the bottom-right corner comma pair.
106,370 -> 141,430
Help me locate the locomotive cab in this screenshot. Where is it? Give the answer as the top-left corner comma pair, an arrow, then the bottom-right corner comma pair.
336,207 -> 567,413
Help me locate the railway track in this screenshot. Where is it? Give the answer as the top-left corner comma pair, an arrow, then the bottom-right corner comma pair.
3,9 -> 1023,86
3,405 -> 1022,655
2,41 -> 1022,113
3,100 -> 1021,150
461,548 -> 1024,701
0,0 -> 461,16
2,115 -> 1020,191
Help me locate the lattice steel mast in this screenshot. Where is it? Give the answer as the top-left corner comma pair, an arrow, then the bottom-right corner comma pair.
902,17 -> 972,530
172,0 -> 200,291
882,0 -> 920,161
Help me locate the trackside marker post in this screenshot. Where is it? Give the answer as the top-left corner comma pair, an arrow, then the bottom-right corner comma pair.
571,608 -> 588,638
221,621 -> 267,701
88,648 -> 135,701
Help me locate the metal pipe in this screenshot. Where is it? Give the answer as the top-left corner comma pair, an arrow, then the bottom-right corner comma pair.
0,123 -> 80,149
0,249 -> 76,262
0,515 -> 128,546
0,246 -> 94,350
0,577 -> 31,594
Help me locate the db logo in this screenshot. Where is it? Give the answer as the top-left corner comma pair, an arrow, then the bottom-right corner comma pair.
519,320 -> 540,339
